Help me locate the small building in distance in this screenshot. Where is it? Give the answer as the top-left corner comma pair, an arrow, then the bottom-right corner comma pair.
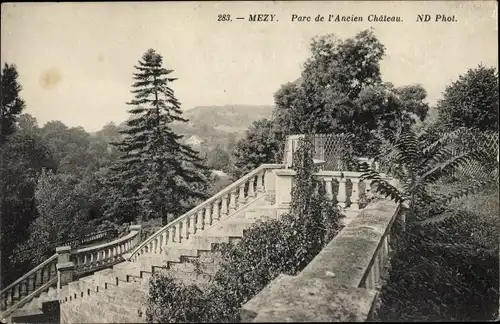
184,135 -> 204,147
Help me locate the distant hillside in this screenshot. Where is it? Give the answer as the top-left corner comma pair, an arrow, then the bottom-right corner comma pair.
171,104 -> 274,151
181,105 -> 274,133
114,104 -> 274,153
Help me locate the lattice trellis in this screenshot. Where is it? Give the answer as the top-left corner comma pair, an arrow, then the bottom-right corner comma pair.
445,131 -> 498,180
311,133 -> 355,171
283,134 -> 355,171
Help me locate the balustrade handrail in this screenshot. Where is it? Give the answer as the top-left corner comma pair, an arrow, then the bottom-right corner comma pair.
0,254 -> 57,295
72,227 -> 140,254
126,163 -> 284,261
61,228 -> 118,247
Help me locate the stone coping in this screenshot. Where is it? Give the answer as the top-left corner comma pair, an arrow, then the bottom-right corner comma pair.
241,199 -> 399,322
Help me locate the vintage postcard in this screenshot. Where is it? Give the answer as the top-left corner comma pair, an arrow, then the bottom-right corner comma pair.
1,1 -> 498,323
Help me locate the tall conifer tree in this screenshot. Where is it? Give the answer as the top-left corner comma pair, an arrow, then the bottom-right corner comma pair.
106,49 -> 208,225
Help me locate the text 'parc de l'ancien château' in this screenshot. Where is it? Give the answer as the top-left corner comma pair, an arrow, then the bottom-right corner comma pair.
290,14 -> 402,23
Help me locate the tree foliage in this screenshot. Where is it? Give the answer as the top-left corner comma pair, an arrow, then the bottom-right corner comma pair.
232,30 -> 430,174
1,63 -> 26,144
436,65 -> 498,131
230,118 -> 283,179
105,49 -> 209,224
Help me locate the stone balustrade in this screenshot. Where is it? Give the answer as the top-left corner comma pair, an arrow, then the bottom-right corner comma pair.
0,226 -> 142,319
68,225 -> 142,278
0,255 -> 58,317
241,199 -> 404,322
125,164 -> 284,262
273,169 -> 394,220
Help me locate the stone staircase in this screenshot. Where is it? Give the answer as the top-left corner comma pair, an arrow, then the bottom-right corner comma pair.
5,160 -> 379,324
7,164 -> 282,323
55,200 -> 275,323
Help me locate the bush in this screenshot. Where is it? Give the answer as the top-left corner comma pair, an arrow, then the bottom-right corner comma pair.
146,274 -> 206,323
371,171 -> 499,321
146,136 -> 345,323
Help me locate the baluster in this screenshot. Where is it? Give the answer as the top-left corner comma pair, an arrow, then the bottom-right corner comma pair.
229,190 -> 237,212
212,199 -> 220,222
378,248 -> 385,275
50,263 -> 57,279
41,266 -> 48,284
373,255 -> 380,285
248,177 -> 255,198
168,227 -> 175,243
149,241 -> 154,253
153,238 -> 158,253
196,210 -> 204,231
238,184 -> 246,205
324,177 -> 333,200
34,269 -> 42,289
221,195 -> 228,217
350,178 -> 360,210
13,285 -> 20,303
382,235 -> 389,263
162,231 -> 168,248
204,205 -> 212,227
157,234 -> 163,251
20,281 -> 27,298
256,171 -> 264,192
27,274 -> 35,294
336,176 -> 347,209
181,218 -> 189,241
5,289 -> 12,308
175,224 -> 181,242
188,214 -> 196,235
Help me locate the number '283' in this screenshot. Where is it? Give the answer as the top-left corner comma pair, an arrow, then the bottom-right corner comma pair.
218,14 -> 231,22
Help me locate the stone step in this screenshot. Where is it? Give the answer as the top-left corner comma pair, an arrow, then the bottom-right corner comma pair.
167,258 -> 219,275
245,206 -> 278,220
74,297 -> 143,323
61,301 -> 92,324
98,280 -> 149,304
155,268 -> 213,286
202,220 -> 254,237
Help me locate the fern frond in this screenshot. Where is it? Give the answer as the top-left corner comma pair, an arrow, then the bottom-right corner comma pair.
359,169 -> 405,203
417,146 -> 454,175
416,179 -> 497,227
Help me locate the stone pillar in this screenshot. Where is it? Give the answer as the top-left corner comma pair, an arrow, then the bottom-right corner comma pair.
274,170 -> 294,208
129,225 -> 142,246
56,246 -> 75,289
264,169 -> 277,204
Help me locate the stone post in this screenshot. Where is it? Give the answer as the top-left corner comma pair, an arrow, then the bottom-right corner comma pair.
273,169 -> 295,218
129,225 -> 142,246
285,135 -> 305,169
56,246 -> 75,292
264,168 -> 277,204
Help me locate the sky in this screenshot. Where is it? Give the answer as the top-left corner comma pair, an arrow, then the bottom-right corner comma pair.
1,1 -> 498,132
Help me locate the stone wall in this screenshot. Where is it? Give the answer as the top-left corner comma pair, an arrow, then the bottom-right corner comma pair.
241,199 -> 402,322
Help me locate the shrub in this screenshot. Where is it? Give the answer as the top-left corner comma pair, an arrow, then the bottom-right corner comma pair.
146,136 -> 345,323
363,126 -> 499,321
146,273 -> 206,323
